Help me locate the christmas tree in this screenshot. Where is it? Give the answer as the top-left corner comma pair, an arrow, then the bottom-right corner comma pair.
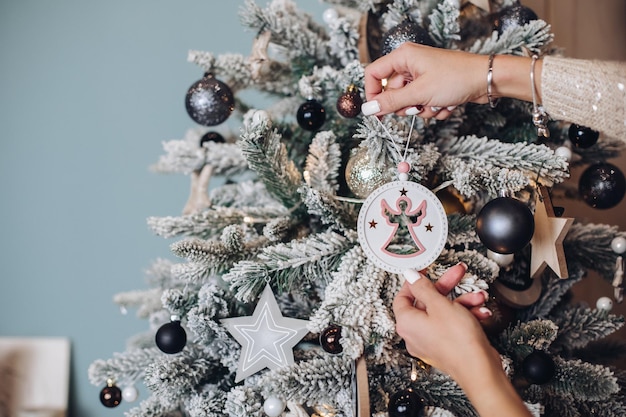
89,1 -> 626,416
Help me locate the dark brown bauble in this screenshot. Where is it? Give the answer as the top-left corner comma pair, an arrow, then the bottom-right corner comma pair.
336,85 -> 363,118
320,324 -> 343,354
100,384 -> 122,408
522,350 -> 556,385
185,73 -> 234,126
388,388 -> 425,417
297,99 -> 326,131
155,320 -> 187,354
476,197 -> 534,254
579,162 -> 626,209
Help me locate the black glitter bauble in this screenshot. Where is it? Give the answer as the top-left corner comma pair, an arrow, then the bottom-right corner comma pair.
568,124 -> 599,148
388,388 -> 424,417
320,324 -> 343,354
579,162 -> 626,209
522,350 -> 556,385
100,384 -> 122,408
200,131 -> 226,147
336,85 -> 363,118
155,320 -> 187,354
476,197 -> 534,254
381,20 -> 435,56
297,99 -> 326,131
185,73 -> 234,126
493,5 -> 538,35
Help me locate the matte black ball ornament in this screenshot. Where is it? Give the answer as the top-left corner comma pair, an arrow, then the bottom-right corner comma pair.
320,324 -> 343,354
388,388 -> 424,417
476,197 -> 535,254
297,99 -> 326,131
579,162 -> 626,209
185,73 -> 234,126
568,124 -> 599,148
336,85 -> 363,118
100,381 -> 122,408
522,350 -> 556,385
381,20 -> 435,56
200,131 -> 226,147
155,320 -> 187,354
494,5 -> 538,35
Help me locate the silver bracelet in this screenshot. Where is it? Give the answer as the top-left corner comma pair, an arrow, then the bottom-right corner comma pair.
487,53 -> 498,108
530,54 -> 550,138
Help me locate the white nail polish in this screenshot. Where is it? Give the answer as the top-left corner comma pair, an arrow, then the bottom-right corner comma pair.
405,106 -> 421,116
361,100 -> 381,116
446,105 -> 457,111
403,269 -> 422,284
430,106 -> 441,112
479,307 -> 493,316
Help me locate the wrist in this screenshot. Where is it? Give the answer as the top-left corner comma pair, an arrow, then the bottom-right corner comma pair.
491,55 -> 541,103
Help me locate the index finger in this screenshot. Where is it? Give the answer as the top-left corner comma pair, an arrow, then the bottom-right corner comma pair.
363,54 -> 399,101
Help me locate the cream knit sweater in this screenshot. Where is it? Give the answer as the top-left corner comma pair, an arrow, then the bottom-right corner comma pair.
542,56 -> 626,141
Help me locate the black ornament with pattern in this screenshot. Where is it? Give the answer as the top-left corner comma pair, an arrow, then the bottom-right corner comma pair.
155,320 -> 187,354
320,324 -> 343,354
476,197 -> 534,254
522,350 -> 556,385
388,388 -> 424,417
579,162 -> 626,209
568,124 -> 599,148
185,73 -> 234,126
297,99 -> 326,131
100,384 -> 122,408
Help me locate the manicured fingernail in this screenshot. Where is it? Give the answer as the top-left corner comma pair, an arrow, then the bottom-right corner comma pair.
456,261 -> 468,271
362,100 -> 381,116
403,269 -> 422,284
474,290 -> 489,302
405,106 -> 422,116
430,106 -> 441,112
479,307 -> 493,316
447,105 -> 457,111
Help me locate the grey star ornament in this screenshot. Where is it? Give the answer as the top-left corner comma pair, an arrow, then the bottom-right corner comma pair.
221,284 -> 310,382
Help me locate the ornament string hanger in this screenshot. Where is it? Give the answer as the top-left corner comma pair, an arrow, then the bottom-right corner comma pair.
372,115 -> 416,181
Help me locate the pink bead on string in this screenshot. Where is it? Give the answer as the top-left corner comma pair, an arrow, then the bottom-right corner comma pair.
398,161 -> 410,181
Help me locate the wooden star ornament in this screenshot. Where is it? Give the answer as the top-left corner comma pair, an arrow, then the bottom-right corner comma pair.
530,186 -> 574,279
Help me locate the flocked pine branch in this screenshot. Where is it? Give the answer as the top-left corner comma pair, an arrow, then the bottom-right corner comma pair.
89,348 -> 162,386
544,357 -> 620,402
299,186 -> 359,233
495,319 -> 559,357
381,0 -> 423,31
469,20 -> 553,56
519,267 -> 584,322
427,0 -> 461,48
551,306 -> 625,351
304,131 -> 342,194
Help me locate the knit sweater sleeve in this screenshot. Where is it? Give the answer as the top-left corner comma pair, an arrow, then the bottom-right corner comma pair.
541,56 -> 626,141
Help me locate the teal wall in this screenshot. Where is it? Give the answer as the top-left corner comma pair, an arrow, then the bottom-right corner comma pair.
0,1 -> 324,415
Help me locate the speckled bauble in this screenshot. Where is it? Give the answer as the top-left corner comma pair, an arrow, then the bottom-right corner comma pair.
476,197 -> 534,254
493,5 -> 538,35
100,384 -> 122,408
185,73 -> 234,126
320,324 -> 343,354
388,388 -> 424,417
336,85 -> 363,118
155,320 -> 187,354
345,147 -> 388,198
297,99 -> 326,131
579,162 -> 626,209
200,131 -> 225,147
522,350 -> 556,385
568,124 -> 599,148
381,20 -> 435,56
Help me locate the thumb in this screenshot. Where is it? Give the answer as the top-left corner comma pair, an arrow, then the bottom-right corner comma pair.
402,269 -> 445,310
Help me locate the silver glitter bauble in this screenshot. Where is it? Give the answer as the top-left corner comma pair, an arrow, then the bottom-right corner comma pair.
185,73 -> 234,126
345,147 -> 388,198
381,20 -> 435,56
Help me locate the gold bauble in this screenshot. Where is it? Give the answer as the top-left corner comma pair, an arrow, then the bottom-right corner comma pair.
345,147 -> 388,198
436,187 -> 468,215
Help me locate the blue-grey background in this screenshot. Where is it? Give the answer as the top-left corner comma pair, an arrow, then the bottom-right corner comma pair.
0,1 -> 324,415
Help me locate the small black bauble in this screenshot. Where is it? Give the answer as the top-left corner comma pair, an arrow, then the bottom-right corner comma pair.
185,73 -> 234,126
320,324 -> 343,354
100,383 -> 122,408
297,99 -> 326,131
522,350 -> 556,385
388,388 -> 424,417
493,5 -> 538,35
381,20 -> 435,56
155,320 -> 187,354
579,162 -> 626,209
476,197 -> 534,254
568,124 -> 599,148
200,131 -> 226,147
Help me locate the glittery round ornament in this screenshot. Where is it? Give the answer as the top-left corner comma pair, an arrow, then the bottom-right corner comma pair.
579,162 -> 626,209
336,85 -> 363,118
388,388 -> 424,417
345,147 -> 388,198
297,99 -> 326,131
476,197 -> 534,254
358,181 -> 448,273
320,324 -> 343,354
568,124 -> 599,148
185,73 -> 234,126
493,5 -> 538,35
100,383 -> 122,408
381,20 -> 435,56
155,320 -> 187,354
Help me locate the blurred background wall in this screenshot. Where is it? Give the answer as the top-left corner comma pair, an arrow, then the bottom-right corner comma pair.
0,1 -> 624,416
